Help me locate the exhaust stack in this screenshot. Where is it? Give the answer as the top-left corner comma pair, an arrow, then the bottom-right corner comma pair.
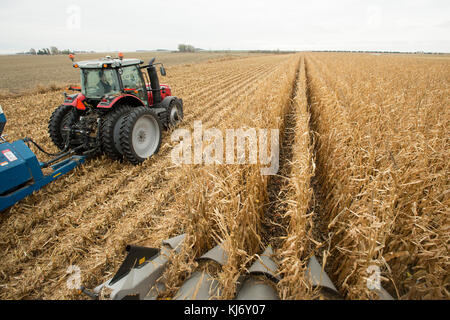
147,59 -> 162,105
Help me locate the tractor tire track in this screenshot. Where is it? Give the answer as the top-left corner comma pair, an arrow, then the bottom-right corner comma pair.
261,59 -> 301,248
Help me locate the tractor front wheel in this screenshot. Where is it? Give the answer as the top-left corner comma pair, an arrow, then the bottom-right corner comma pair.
119,107 -> 162,165
164,99 -> 184,129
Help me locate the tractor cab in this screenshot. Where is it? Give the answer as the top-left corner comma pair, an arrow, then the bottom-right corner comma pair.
81,67 -> 121,99
75,57 -> 150,105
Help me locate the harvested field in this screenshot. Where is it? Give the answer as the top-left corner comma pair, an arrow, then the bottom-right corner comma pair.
0,52 -> 448,300
0,51 -> 262,95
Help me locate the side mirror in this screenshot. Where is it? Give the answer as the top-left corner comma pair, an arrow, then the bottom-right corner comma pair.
160,66 -> 166,76
149,57 -> 156,65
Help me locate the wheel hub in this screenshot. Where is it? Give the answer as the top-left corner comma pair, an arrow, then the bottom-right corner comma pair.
132,115 -> 160,158
170,108 -> 179,122
137,130 -> 147,143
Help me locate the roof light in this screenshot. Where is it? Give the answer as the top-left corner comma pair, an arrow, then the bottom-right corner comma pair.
73,64 -> 79,68
103,64 -> 108,68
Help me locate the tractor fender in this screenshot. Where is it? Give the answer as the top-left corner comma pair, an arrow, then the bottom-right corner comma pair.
153,96 -> 183,127
97,94 -> 145,109
158,96 -> 183,110
63,93 -> 86,110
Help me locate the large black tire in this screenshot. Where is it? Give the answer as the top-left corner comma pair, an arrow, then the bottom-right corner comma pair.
100,105 -> 134,160
119,107 -> 162,165
48,104 -> 76,150
163,99 -> 184,129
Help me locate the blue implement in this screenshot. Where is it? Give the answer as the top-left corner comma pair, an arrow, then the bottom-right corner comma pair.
0,139 -> 85,211
0,107 -> 5,136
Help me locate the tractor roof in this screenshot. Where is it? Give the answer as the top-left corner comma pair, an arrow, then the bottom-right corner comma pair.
75,57 -> 143,69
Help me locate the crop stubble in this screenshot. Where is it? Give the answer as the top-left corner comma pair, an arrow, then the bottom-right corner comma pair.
0,52 -> 447,300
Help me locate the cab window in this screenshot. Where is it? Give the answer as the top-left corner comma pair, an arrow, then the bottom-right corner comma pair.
120,66 -> 144,90
81,69 -> 120,98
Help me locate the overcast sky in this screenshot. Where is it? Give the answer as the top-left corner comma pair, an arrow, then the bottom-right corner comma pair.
0,0 -> 449,53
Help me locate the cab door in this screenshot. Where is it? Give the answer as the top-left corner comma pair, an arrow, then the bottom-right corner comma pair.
120,65 -> 148,105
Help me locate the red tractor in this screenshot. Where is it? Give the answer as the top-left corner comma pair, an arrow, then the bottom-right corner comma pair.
48,53 -> 183,164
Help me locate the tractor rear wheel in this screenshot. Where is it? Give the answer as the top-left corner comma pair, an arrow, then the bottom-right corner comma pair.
48,104 -> 76,150
119,107 -> 162,165
100,105 -> 134,160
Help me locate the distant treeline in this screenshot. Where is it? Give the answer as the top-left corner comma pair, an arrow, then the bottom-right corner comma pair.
177,44 -> 202,52
16,47 -> 95,55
